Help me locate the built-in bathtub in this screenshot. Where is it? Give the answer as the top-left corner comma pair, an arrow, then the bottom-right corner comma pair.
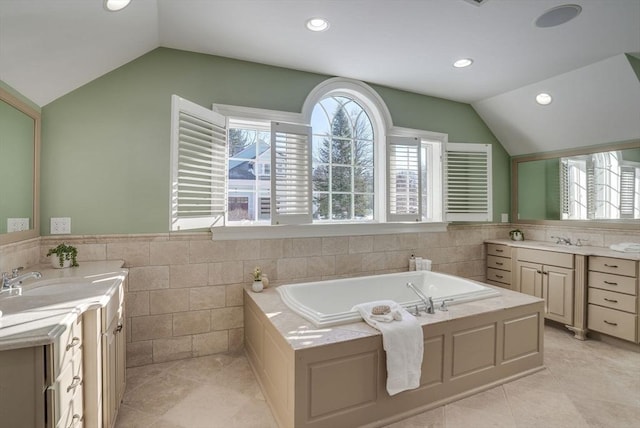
245,271 -> 545,428
276,270 -> 501,327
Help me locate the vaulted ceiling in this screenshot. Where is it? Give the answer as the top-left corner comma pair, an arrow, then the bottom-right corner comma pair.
1,0 -> 638,155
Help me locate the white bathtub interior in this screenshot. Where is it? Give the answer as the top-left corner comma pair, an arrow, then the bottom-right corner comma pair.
276,270 -> 501,327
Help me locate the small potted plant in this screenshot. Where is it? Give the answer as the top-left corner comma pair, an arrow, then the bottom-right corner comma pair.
509,229 -> 524,241
251,266 -> 264,293
46,243 -> 79,268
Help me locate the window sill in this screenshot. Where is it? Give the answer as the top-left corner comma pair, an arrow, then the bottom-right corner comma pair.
210,222 -> 448,240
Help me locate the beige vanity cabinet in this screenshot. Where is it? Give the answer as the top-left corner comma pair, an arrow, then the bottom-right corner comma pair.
0,315 -> 84,428
486,243 -> 513,289
515,248 -> 574,325
84,281 -> 126,428
587,256 -> 639,343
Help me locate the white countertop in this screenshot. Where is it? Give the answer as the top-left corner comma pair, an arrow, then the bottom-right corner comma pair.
485,239 -> 640,261
0,261 -> 127,351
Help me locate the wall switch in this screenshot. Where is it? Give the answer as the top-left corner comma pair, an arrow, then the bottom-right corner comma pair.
7,218 -> 30,232
501,213 -> 509,223
50,217 -> 71,234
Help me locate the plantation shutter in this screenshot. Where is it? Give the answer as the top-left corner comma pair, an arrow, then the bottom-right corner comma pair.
270,121 -> 312,225
444,143 -> 492,222
560,160 -> 570,216
387,136 -> 421,222
619,166 -> 636,219
170,95 -> 227,231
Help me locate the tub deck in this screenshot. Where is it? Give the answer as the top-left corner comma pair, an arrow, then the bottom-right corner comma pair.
245,281 -> 544,428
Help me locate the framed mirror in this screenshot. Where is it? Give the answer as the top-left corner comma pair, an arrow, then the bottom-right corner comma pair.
512,140 -> 640,228
0,86 -> 40,245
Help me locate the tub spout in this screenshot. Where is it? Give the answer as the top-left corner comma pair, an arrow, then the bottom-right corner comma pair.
406,282 -> 434,314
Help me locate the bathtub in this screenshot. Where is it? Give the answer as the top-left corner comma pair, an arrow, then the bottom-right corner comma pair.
276,270 -> 501,327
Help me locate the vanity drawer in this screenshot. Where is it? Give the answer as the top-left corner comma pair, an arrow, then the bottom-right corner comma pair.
588,288 -> 637,313
588,304 -> 637,342
56,383 -> 84,428
53,316 -> 83,374
51,356 -> 83,426
588,271 -> 636,295
589,256 -> 637,277
517,248 -> 573,268
487,267 -> 511,284
487,255 -> 510,271
487,244 -> 511,257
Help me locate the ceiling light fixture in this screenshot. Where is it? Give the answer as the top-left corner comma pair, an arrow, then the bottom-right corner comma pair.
453,58 -> 474,68
535,4 -> 582,28
306,18 -> 330,32
536,93 -> 553,105
104,0 -> 131,12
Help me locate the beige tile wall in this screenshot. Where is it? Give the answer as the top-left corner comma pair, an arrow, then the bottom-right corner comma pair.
2,222 -> 636,368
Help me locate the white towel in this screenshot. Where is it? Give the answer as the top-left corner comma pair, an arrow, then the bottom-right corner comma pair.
609,242 -> 640,253
352,300 -> 424,396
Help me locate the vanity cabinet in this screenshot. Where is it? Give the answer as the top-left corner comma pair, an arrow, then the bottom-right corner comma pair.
0,315 -> 84,428
84,280 -> 126,428
486,243 -> 513,289
587,256 -> 639,343
515,248 -> 574,325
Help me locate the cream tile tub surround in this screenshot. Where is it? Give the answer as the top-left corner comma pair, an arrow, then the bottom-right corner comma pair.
246,281 -> 544,428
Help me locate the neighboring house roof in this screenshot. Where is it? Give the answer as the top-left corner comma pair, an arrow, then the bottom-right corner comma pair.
229,143 -> 270,179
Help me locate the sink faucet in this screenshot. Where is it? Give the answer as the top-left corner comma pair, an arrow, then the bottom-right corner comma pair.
406,282 -> 435,314
1,268 -> 42,290
550,236 -> 572,245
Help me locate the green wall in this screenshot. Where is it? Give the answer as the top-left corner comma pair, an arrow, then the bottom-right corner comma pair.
41,47 -> 510,234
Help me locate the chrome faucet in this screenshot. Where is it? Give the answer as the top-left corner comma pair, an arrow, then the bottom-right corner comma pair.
406,282 -> 435,314
551,236 -> 572,245
1,267 -> 42,290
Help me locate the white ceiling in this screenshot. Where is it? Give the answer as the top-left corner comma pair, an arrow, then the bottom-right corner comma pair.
1,0 -> 639,155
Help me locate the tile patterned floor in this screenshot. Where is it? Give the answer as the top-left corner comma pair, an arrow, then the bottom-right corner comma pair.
116,325 -> 640,428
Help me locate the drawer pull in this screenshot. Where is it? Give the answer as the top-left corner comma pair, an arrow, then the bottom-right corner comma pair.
604,298 -> 618,303
604,264 -> 618,268
495,262 -> 504,266
66,336 -> 81,350
603,320 -> 618,326
495,249 -> 503,252
114,323 -> 123,335
495,274 -> 504,279
603,281 -> 618,285
67,376 -> 82,392
536,270 -> 542,274
542,271 -> 548,275
68,414 -> 82,428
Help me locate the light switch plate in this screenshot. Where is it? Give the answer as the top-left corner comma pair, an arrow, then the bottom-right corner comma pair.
51,217 -> 71,234
501,213 -> 509,223
7,218 -> 30,232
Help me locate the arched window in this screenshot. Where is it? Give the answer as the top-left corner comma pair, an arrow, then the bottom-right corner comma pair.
310,96 -> 375,221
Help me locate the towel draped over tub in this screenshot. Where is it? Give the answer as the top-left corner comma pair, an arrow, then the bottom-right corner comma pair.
352,300 -> 424,396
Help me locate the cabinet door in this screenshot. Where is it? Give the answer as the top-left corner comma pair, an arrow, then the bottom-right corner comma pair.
102,315 -> 118,428
517,261 -> 542,298
115,316 -> 126,407
544,266 -> 574,325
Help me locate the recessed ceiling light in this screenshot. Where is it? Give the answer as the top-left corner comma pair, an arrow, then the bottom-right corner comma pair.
306,18 -> 330,32
535,4 -> 582,28
536,93 -> 553,105
453,58 -> 474,68
104,0 -> 131,12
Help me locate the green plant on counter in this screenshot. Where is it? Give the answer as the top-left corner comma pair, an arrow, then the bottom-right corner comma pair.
46,243 -> 79,267
251,266 -> 262,281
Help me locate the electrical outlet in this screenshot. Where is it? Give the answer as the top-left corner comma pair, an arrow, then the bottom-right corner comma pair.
501,213 -> 509,223
7,218 -> 30,232
51,217 -> 71,234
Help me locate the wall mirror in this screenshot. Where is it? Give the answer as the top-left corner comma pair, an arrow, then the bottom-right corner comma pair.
512,141 -> 640,228
0,87 -> 40,245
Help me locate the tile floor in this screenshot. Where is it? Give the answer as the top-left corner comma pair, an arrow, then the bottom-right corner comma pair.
116,325 -> 640,428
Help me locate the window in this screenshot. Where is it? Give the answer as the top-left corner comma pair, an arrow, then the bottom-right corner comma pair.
170,78 -> 492,233
311,96 -> 375,221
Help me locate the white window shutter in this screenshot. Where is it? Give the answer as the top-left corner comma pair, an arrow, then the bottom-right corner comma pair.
387,136 -> 421,222
170,95 -> 227,231
619,165 -> 636,218
445,143 -> 492,222
270,121 -> 312,225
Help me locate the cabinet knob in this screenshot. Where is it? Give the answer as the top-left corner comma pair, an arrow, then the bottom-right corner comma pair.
67,376 -> 82,392
66,336 -> 81,350
114,323 -> 123,334
536,270 -> 542,274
